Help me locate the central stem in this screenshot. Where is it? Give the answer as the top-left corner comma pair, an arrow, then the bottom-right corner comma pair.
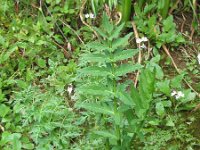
110,40 -> 121,146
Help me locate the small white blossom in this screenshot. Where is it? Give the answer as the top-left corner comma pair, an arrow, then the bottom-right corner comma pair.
141,37 -> 148,42
197,53 -> 200,64
175,91 -> 184,99
89,13 -> 95,19
67,84 -> 73,95
85,13 -> 95,19
171,90 -> 177,96
85,13 -> 90,18
136,37 -> 148,44
171,90 -> 184,99
140,43 -> 147,49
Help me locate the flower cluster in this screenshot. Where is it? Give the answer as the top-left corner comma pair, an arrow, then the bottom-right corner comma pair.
136,37 -> 148,44
136,37 -> 148,49
85,13 -> 95,19
171,90 -> 185,99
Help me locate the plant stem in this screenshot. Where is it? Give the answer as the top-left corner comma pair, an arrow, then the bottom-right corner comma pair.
110,41 -> 121,146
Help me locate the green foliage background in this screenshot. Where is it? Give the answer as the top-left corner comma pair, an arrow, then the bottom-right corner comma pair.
0,0 -> 199,149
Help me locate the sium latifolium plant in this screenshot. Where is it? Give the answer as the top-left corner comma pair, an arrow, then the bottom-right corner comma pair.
75,14 -> 155,149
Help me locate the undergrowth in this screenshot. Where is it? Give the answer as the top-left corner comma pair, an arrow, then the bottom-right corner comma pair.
0,0 -> 199,150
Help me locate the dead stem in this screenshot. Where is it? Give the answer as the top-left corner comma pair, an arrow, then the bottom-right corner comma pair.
131,21 -> 141,87
79,0 -> 99,38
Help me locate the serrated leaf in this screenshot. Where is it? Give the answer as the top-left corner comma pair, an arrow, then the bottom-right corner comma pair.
109,23 -> 125,40
80,53 -> 109,63
102,13 -> 113,34
170,74 -> 184,89
78,84 -> 112,96
112,49 -> 139,62
79,103 -> 114,115
94,130 -> 118,140
117,90 -> 135,107
156,80 -> 170,96
130,84 -> 143,109
94,27 -> 108,39
112,32 -> 133,49
163,15 -> 175,32
79,66 -> 111,77
86,41 -> 109,51
115,63 -> 142,77
139,68 -> 155,108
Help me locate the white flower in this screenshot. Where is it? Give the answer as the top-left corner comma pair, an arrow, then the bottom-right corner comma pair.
175,91 -> 184,99
171,90 -> 177,96
141,37 -> 148,42
67,84 -> 73,95
136,37 -> 148,44
89,13 -> 95,19
197,53 -> 200,64
85,13 -> 90,18
140,43 -> 147,49
171,90 -> 185,99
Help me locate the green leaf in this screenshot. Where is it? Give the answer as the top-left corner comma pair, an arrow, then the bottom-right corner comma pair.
166,117 -> 175,127
94,27 -> 108,39
130,84 -> 143,109
112,49 -> 139,62
102,13 -> 113,34
130,84 -> 146,118
0,45 -> 18,64
156,80 -> 170,96
80,53 -> 109,63
112,32 -> 133,49
161,100 -> 172,107
22,143 -> 34,150
117,90 -> 135,107
163,16 -> 175,32
86,41 -> 109,51
156,102 -> 165,117
170,74 -> 184,89
37,58 -> 46,68
93,130 -> 118,140
78,84 -> 112,96
79,66 -> 111,77
139,68 -> 155,105
79,103 -> 114,115
115,63 -> 143,77
109,23 -> 125,40
0,104 -> 10,117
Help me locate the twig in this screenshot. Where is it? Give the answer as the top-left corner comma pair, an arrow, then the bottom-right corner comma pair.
131,21 -> 141,87
59,19 -> 84,44
169,0 -> 181,14
43,4 -> 69,42
162,45 -> 200,98
190,22 -> 195,41
79,0 -> 99,38
0,124 -> 4,132
181,13 -> 186,33
52,40 -> 72,59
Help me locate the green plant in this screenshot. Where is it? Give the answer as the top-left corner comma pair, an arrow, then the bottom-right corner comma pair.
134,7 -> 185,48
75,14 -> 156,149
0,86 -> 82,150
